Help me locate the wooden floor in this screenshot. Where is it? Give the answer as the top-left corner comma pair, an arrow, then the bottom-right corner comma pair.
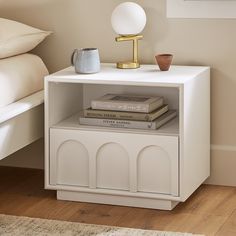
0,167 -> 236,236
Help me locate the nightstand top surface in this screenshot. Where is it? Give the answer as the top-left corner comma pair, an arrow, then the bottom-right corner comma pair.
46,63 -> 209,86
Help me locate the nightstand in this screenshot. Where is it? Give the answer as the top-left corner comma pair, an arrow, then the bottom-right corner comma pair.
44,63 -> 210,210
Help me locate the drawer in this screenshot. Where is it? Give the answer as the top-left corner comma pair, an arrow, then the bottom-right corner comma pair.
50,128 -> 179,196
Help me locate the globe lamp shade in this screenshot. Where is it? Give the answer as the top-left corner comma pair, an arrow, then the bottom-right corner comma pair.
111,2 -> 146,36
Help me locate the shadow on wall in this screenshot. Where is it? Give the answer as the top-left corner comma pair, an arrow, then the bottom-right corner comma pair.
0,139 -> 44,169
141,6 -> 169,64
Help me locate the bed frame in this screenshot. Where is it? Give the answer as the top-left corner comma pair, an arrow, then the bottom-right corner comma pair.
0,90 -> 44,160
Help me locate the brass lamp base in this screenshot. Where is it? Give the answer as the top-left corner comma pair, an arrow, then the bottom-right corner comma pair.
117,62 -> 140,69
115,34 -> 143,69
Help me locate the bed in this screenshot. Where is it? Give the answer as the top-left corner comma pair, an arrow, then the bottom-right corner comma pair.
0,53 -> 48,160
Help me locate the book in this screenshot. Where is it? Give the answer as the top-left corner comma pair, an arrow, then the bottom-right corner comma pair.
91,94 -> 164,113
84,104 -> 169,121
79,110 -> 177,130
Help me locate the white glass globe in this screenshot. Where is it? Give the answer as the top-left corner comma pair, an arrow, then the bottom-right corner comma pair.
111,2 -> 147,36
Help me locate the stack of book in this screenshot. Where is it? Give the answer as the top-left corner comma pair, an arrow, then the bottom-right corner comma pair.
79,94 -> 177,130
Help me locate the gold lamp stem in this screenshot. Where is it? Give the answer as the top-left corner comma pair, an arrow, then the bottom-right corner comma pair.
115,34 -> 143,69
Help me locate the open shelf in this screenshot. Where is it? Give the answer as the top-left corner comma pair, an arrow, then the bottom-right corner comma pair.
52,112 -> 179,136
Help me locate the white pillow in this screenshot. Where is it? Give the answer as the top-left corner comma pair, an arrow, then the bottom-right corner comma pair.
0,53 -> 49,108
0,18 -> 51,59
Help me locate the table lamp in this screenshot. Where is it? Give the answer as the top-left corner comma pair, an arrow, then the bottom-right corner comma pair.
111,2 -> 146,69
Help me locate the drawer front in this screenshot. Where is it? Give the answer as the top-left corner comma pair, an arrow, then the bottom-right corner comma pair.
50,128 -> 179,196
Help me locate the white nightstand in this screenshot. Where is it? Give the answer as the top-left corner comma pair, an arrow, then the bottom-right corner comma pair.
44,63 -> 210,210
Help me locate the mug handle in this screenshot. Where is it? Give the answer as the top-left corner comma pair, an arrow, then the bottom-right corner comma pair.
71,49 -> 78,66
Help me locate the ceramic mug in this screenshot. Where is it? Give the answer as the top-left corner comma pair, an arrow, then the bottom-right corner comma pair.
71,48 -> 100,74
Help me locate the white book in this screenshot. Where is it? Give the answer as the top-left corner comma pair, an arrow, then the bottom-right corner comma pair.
79,110 -> 177,130
84,104 -> 169,121
91,94 -> 164,113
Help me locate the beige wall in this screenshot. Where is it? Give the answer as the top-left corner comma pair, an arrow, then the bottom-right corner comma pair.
1,0 -> 236,185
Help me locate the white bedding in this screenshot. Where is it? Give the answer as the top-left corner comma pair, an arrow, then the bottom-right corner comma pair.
0,53 -> 48,108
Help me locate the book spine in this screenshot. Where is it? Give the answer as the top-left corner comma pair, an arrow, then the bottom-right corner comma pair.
79,117 -> 157,130
84,110 -> 148,121
154,111 -> 177,129
91,101 -> 150,113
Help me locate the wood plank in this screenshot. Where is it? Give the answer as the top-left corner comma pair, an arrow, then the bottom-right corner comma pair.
174,185 -> 236,216
216,210 -> 236,236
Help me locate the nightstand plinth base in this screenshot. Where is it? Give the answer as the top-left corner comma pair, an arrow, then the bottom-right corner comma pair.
57,190 -> 179,211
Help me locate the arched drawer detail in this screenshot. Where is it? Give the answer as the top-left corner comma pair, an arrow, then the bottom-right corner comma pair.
57,140 -> 89,187
96,142 -> 129,191
137,145 -> 171,194
50,128 -> 178,197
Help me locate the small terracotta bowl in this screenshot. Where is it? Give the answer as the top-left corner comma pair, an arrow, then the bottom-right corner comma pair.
155,54 -> 173,71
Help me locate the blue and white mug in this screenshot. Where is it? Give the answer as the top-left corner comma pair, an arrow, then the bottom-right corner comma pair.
71,48 -> 100,74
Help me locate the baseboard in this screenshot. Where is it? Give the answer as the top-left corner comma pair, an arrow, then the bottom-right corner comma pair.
211,144 -> 236,152
205,146 -> 236,186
